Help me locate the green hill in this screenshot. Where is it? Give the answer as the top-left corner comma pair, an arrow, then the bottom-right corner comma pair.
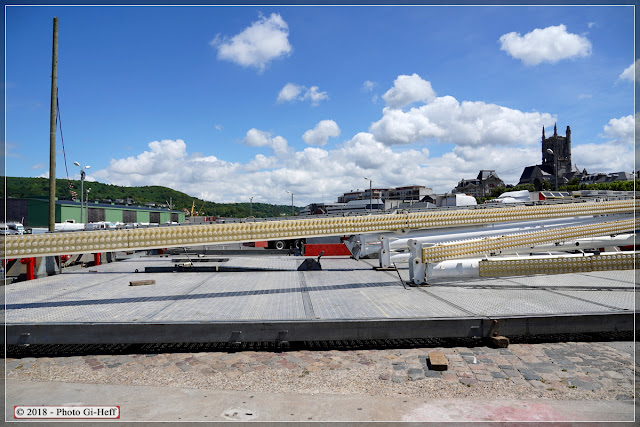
3,177 -> 299,218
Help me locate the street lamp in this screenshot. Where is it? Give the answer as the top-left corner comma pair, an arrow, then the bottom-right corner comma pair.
73,162 -> 90,223
286,191 -> 294,216
545,149 -> 558,191
86,188 -> 91,222
364,177 -> 373,213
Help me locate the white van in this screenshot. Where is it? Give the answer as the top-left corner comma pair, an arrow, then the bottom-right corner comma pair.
5,222 -> 24,235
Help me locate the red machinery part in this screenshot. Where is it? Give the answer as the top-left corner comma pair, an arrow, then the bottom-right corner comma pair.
19,257 -> 36,280
304,244 -> 351,257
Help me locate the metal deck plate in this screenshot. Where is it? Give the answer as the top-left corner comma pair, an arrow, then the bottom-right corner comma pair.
6,256 -> 634,322
4,256 -> 636,344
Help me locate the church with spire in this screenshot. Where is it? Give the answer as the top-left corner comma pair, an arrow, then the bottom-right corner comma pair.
518,124 -> 586,190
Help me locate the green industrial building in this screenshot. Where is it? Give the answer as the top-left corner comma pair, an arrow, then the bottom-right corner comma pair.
4,198 -> 185,228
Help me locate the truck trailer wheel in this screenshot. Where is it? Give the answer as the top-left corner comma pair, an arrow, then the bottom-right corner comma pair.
274,240 -> 286,250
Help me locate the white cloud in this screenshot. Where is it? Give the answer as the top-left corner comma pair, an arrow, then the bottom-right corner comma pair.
91,74 -> 627,207
618,60 -> 638,83
303,86 -> 329,105
573,142 -> 634,173
243,128 -> 271,147
276,83 -> 304,103
382,73 -> 436,108
371,94 -> 555,146
91,132 -> 552,206
211,13 -> 292,72
243,128 -> 291,156
214,124 -> 223,131
106,139 -> 188,176
362,80 -> 376,92
570,115 -> 635,174
244,154 -> 278,172
499,24 -> 592,66
276,83 -> 328,106
601,115 -> 634,145
302,120 -> 341,146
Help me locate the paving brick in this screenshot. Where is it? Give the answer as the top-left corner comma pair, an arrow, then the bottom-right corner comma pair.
509,377 -> 530,386
526,364 -> 555,374
604,371 -> 626,380
442,372 -> 458,382
501,369 -> 520,379
521,372 -> 542,381
565,377 -> 602,390
407,368 -> 425,381
456,371 -> 474,378
469,364 -> 487,371
529,380 -> 547,390
424,370 -> 442,378
391,375 -> 406,383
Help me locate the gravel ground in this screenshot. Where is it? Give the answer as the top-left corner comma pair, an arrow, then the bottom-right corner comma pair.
6,340 -> 637,402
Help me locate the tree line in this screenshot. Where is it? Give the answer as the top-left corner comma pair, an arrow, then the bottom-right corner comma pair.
477,180 -> 637,203
3,177 -> 299,218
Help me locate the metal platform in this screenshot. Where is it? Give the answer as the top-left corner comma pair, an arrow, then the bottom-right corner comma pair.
4,256 -> 637,345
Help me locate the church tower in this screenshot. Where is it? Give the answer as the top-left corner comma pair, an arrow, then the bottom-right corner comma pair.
541,124 -> 572,179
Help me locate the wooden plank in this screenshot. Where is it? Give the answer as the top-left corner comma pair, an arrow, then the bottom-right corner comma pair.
129,280 -> 156,286
490,335 -> 510,348
428,351 -> 448,371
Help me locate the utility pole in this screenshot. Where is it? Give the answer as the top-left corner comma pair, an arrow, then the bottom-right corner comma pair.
286,191 -> 294,216
48,17 -> 58,232
364,177 -> 373,213
167,197 -> 173,223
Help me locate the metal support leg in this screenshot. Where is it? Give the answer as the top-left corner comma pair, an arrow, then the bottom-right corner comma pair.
411,258 -> 427,285
379,235 -> 391,268
407,239 -> 427,285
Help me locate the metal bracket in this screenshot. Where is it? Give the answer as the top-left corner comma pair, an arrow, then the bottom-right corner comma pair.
277,330 -> 289,344
230,330 -> 242,344
17,332 -> 30,346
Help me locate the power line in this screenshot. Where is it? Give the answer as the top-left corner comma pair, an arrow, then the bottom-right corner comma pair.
56,93 -> 77,200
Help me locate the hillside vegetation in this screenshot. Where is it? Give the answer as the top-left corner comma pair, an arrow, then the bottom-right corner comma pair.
3,177 -> 299,218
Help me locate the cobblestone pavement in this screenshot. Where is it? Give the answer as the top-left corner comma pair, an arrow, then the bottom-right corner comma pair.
6,340 -> 637,402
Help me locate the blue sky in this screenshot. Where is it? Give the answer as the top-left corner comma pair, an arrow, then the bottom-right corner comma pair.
5,4 -> 636,205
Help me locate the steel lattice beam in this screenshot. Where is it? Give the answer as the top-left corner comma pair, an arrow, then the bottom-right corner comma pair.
479,252 -> 638,277
2,199 -> 636,259
422,218 -> 637,263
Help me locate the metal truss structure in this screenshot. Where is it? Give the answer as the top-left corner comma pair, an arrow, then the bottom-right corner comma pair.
2,199 -> 635,259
